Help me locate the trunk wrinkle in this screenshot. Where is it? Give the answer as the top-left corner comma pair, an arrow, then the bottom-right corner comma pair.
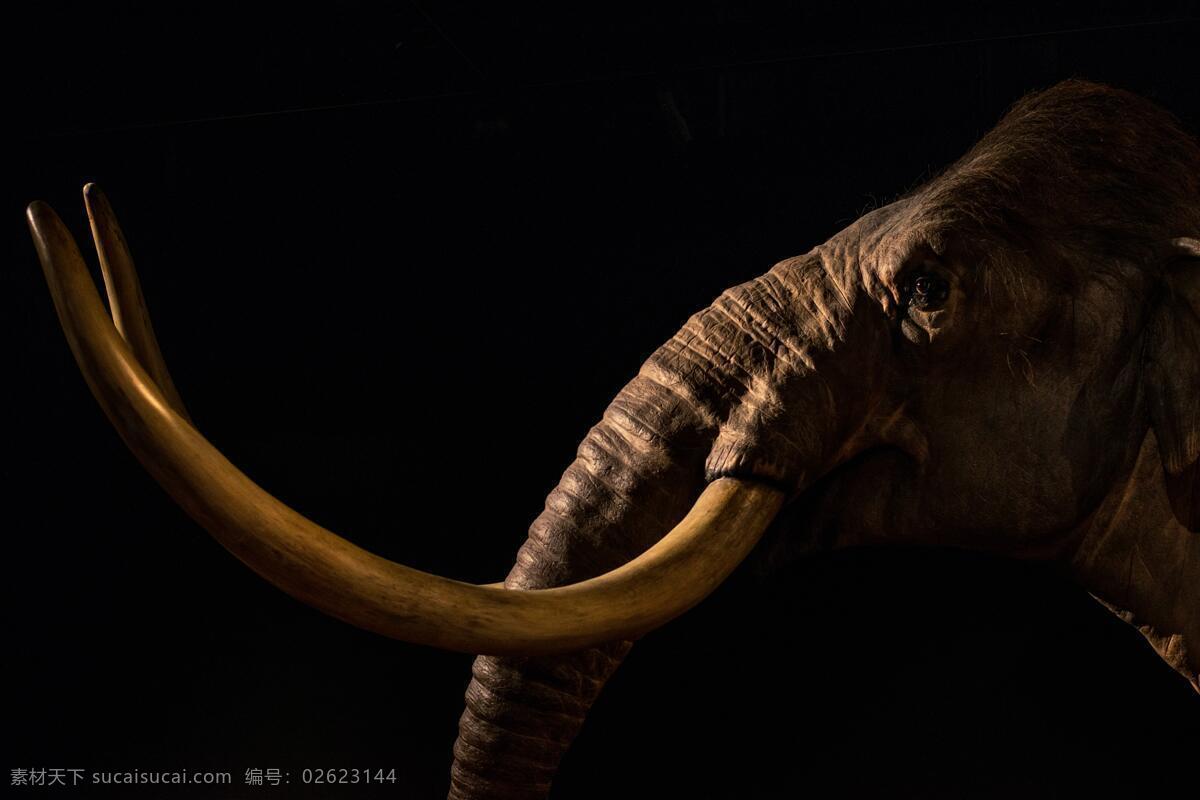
709,298 -> 809,368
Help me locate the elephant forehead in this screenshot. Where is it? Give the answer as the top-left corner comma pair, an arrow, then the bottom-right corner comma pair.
819,199 -> 951,287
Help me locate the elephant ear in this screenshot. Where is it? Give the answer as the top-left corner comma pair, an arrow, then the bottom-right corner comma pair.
1145,237 -> 1200,532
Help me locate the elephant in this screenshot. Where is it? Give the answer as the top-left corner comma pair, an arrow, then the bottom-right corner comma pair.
26,79 -> 1199,798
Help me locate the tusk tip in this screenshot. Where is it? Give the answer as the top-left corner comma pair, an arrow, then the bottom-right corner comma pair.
26,202 -> 77,267
82,183 -> 109,213
26,200 -> 58,230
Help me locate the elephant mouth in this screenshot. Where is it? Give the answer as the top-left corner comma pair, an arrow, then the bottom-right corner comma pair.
737,443 -> 922,567
27,187 -> 789,658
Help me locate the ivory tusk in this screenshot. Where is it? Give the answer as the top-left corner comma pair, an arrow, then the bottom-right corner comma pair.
27,196 -> 785,657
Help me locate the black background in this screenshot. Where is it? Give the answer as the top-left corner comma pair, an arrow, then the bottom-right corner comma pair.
6,2 -> 1200,798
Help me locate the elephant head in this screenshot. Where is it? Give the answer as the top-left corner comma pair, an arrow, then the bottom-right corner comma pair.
27,80 -> 1199,799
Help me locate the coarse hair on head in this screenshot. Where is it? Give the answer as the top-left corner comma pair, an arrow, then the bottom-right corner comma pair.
915,79 -> 1200,280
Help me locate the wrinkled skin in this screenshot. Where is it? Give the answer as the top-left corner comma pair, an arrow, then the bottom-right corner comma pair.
450,80 -> 1200,799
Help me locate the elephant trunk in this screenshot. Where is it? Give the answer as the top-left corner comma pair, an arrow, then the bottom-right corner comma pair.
449,253 -> 878,799
449,368 -> 714,799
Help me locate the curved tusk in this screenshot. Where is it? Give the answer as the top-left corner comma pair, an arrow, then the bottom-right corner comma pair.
27,198 -> 785,657
83,183 -> 191,422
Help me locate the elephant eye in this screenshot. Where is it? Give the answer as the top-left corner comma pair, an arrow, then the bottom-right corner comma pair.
901,271 -> 949,311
